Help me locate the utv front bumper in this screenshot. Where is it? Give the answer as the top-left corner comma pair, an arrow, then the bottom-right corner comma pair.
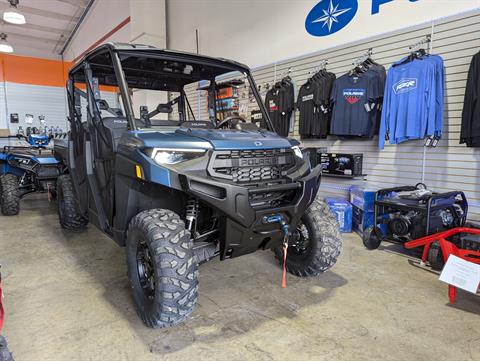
178,165 -> 322,259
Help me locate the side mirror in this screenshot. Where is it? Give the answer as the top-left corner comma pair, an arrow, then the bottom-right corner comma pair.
97,99 -> 110,111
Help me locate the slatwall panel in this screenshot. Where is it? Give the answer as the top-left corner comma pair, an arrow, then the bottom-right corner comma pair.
4,83 -> 69,132
0,83 -> 7,129
0,82 -> 118,133
423,13 -> 480,221
184,9 -> 480,221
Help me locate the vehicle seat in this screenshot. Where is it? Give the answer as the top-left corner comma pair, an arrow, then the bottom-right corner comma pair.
100,117 -> 130,152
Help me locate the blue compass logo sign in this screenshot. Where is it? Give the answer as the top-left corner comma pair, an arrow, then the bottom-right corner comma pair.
305,0 -> 358,37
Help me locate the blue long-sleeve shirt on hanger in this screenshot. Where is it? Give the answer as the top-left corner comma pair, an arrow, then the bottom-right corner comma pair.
427,55 -> 445,138
379,57 -> 441,149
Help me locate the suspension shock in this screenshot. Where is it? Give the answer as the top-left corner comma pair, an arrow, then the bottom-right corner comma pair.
186,198 -> 199,232
19,173 -> 26,186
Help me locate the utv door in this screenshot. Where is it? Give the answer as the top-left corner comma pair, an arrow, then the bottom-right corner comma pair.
83,68 -> 120,233
67,60 -> 123,233
66,79 -> 90,218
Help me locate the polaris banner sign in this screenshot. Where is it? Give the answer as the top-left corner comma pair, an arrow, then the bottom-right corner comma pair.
306,0 -> 420,37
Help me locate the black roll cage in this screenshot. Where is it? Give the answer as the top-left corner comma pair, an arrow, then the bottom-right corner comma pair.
67,43 -> 275,132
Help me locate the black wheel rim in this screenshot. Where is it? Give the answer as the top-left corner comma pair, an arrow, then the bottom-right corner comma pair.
136,240 -> 155,299
289,223 -> 311,256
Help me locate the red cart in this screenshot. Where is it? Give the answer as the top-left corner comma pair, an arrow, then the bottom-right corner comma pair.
405,227 -> 480,303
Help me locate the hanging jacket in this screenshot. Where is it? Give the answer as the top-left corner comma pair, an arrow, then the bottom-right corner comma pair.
460,51 -> 480,147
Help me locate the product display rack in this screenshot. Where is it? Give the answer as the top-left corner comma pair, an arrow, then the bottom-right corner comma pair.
321,173 -> 368,180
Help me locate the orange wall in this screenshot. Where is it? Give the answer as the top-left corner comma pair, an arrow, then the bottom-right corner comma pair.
0,54 -> 71,87
0,54 -> 117,93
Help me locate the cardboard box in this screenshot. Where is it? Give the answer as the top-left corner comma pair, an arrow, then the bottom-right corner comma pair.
320,153 -> 363,176
350,185 -> 377,212
352,204 -> 374,237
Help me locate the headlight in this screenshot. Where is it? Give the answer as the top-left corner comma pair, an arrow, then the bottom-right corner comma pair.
147,148 -> 207,165
292,146 -> 303,159
15,157 -> 30,165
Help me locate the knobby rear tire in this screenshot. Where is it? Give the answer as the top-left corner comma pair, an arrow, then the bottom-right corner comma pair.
57,175 -> 88,231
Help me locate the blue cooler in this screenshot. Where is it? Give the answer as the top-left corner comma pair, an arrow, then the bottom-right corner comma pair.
325,198 -> 352,233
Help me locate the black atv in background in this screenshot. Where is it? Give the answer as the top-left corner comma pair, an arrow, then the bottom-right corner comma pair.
54,43 -> 342,328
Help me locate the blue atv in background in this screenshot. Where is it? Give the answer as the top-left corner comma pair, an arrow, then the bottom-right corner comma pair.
0,125 -> 64,215
54,43 -> 342,328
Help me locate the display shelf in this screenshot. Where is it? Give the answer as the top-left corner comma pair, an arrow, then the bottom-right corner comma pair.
321,173 -> 367,180
198,79 -> 245,91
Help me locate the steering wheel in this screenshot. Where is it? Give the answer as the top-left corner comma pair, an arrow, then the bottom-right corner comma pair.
415,182 -> 427,190
215,115 -> 247,129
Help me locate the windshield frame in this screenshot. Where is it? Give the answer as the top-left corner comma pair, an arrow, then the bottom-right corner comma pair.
109,49 -> 275,133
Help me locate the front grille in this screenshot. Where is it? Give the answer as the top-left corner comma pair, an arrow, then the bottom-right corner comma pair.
248,189 -> 297,209
209,149 -> 295,184
215,165 -> 282,182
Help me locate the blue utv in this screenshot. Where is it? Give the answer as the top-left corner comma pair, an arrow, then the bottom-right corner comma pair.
54,43 -> 342,328
0,128 -> 62,215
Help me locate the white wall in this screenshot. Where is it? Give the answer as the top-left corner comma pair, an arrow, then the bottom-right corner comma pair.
2,83 -> 68,132
63,0 -> 131,61
167,0 -> 480,68
0,82 -> 118,134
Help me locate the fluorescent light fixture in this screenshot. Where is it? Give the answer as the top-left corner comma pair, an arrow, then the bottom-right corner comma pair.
0,34 -> 13,53
3,1 -> 25,25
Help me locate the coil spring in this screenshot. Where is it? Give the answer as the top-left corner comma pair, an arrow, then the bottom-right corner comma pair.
186,198 -> 199,231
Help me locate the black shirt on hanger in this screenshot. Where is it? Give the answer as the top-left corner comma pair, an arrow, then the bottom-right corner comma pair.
264,78 -> 295,137
265,88 -> 281,132
297,80 -> 321,137
460,51 -> 480,147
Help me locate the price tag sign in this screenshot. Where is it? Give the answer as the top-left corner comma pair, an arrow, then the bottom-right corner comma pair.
439,255 -> 480,294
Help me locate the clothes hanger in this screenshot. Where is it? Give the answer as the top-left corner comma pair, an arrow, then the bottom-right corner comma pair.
366,56 -> 380,66
416,48 -> 428,58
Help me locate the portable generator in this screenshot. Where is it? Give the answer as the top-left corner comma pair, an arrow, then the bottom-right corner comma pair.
363,183 -> 468,250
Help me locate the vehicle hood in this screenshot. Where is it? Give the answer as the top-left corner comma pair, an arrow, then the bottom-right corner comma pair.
131,128 -> 296,151
174,128 -> 294,150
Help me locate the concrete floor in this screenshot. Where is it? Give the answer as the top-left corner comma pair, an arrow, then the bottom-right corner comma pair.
0,195 -> 479,361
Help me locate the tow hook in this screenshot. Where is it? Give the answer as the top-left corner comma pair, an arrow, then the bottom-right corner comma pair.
263,215 -> 290,288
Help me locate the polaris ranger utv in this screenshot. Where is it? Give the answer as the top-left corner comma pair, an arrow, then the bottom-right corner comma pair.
55,43 -> 342,328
